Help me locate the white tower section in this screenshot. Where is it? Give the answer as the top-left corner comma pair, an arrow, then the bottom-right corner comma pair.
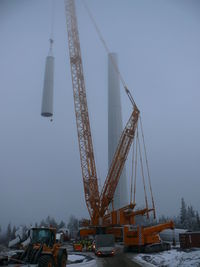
108,53 -> 128,210
41,40 -> 54,117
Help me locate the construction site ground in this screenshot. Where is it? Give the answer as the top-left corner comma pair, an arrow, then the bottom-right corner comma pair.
66,243 -> 142,267
1,242 -> 200,266
65,243 -> 200,267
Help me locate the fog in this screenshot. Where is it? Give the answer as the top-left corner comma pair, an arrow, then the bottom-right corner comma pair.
0,0 -> 199,229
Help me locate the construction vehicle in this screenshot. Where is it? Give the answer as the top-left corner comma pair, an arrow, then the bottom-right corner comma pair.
124,221 -> 174,252
8,227 -> 68,267
73,241 -> 83,252
65,0 -> 174,252
94,234 -> 115,256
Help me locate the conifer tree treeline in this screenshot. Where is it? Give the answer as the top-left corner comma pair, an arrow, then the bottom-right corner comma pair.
159,197 -> 200,231
178,198 -> 200,230
1,199 -> 200,245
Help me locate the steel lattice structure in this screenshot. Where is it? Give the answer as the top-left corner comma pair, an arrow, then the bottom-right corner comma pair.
65,0 -> 139,225
65,0 -> 100,224
100,106 -> 139,217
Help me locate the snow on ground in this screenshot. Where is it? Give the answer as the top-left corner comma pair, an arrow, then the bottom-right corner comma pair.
134,249 -> 200,267
67,254 -> 96,266
67,259 -> 96,267
68,254 -> 85,262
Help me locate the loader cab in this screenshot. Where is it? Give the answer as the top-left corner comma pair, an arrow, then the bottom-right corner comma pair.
30,227 -> 56,247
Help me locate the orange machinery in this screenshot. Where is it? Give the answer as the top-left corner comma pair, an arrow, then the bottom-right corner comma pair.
8,227 -> 67,267
65,0 -> 174,251
65,0 -> 139,229
124,221 -> 175,252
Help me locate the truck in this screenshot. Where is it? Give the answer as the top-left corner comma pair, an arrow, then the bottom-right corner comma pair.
94,234 -> 115,256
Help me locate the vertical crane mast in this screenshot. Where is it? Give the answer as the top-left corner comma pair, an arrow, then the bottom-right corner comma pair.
65,0 -> 100,225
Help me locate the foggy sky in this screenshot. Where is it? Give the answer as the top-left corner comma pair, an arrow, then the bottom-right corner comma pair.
0,0 -> 200,230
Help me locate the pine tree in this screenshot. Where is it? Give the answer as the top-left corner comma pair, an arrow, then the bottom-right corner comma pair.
11,225 -> 16,239
6,223 -> 12,242
187,205 -> 196,230
22,225 -> 28,240
196,211 -> 200,230
58,220 -> 65,229
40,219 -> 48,227
188,205 -> 195,218
67,215 -> 79,238
180,198 -> 187,227
46,216 -> 58,229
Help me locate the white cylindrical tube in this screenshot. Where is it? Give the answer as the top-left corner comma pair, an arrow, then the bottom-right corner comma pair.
108,53 -> 128,210
41,55 -> 54,117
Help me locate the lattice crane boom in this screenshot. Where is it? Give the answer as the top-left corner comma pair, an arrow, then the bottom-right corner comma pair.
65,0 -> 140,226
65,0 -> 100,225
100,105 -> 139,217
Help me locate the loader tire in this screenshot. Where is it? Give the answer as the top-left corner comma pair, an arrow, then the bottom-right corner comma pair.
38,255 -> 54,267
58,253 -> 67,267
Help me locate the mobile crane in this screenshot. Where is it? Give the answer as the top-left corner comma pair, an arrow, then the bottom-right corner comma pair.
65,0 -> 140,227
65,0 -> 174,252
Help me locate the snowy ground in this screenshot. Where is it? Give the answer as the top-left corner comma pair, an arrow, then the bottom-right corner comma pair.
68,254 -> 85,262
134,249 -> 200,267
68,254 -> 96,267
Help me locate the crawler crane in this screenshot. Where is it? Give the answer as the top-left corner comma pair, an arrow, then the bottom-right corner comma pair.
65,0 -> 174,252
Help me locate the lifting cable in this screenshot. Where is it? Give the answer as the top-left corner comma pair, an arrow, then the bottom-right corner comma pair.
130,125 -> 139,205
82,1 -> 155,216
49,0 -> 55,53
50,0 -> 55,40
82,0 -> 136,108
137,126 -> 149,219
133,125 -> 138,204
130,138 -> 135,204
139,117 -> 156,219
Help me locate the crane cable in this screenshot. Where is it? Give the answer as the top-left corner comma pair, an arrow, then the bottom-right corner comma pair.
82,0 -> 154,213
139,117 -> 156,219
130,120 -> 156,219
133,125 -> 138,204
48,0 -> 55,54
50,0 -> 55,40
82,0 -> 136,108
130,137 -> 135,204
130,125 -> 139,205
82,0 -> 155,216
137,126 -> 149,219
